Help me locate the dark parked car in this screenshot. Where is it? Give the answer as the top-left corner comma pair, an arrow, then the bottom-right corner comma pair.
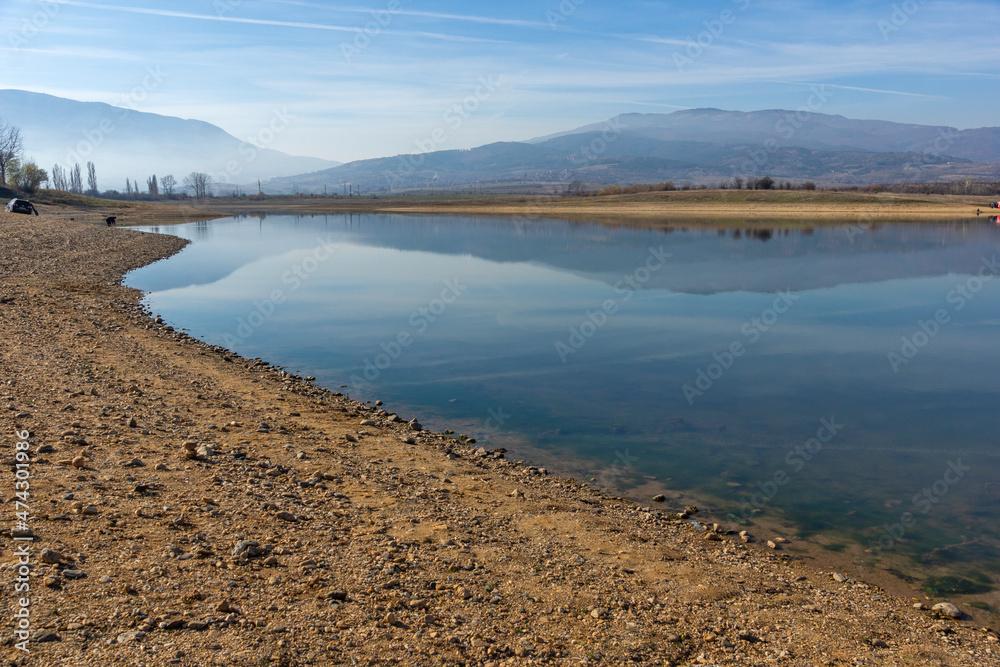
5,199 -> 38,215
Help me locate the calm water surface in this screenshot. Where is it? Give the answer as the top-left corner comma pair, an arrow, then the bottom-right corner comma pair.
127,214 -> 1000,595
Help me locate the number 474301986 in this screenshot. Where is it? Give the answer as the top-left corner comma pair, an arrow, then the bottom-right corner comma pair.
14,429 -> 30,509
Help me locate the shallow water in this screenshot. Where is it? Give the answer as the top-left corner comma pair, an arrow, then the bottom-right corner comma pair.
127,214 -> 1000,591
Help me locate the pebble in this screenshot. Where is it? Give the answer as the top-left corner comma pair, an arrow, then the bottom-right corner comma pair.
71,455 -> 86,468
39,548 -> 64,564
232,540 -> 261,558
932,602 -> 962,619
832,572 -> 847,583
652,494 -> 666,502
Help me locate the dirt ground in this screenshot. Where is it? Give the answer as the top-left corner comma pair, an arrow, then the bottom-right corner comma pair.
1,209 -> 998,666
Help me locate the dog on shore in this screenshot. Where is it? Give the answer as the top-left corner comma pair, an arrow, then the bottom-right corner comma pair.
106,216 -> 117,226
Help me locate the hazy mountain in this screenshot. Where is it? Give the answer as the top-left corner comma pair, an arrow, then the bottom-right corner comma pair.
265,108 -> 999,194
530,109 -> 1000,162
0,90 -> 340,191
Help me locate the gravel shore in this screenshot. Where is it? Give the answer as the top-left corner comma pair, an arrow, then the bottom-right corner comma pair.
1,213 -> 997,666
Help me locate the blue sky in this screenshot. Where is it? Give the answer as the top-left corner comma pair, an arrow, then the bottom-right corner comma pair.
2,0 -> 998,163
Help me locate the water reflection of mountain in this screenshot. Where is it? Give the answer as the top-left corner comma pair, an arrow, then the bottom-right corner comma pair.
130,214 -> 1000,296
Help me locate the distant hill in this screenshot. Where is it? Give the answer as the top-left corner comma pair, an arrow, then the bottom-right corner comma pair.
530,109 -> 1000,161
266,109 -> 1000,193
0,90 -> 340,191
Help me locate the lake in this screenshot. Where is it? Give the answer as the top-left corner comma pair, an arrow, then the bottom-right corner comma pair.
126,213 -> 1000,598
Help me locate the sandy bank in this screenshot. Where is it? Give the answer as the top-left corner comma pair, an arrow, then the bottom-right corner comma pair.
177,190 -> 989,224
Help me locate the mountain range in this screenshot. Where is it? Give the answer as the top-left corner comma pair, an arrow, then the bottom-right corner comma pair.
2,90 -> 998,194
266,109 -> 1000,193
0,90 -> 340,191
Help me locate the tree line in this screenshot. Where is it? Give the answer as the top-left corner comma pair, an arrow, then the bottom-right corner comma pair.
48,161 -> 212,201
0,115 -> 215,199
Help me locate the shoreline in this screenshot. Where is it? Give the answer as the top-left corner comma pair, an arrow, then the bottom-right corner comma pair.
2,211 -> 998,665
32,189 -> 993,226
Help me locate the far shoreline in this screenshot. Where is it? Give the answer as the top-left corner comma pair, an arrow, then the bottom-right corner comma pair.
27,188 -> 995,227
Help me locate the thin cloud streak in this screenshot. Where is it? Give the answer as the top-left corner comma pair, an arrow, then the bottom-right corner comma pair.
263,0 -> 557,29
52,0 -> 508,43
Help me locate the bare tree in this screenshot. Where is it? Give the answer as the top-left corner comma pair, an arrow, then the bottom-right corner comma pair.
86,161 -> 98,195
69,163 -> 83,193
183,172 -> 212,198
0,119 -> 24,185
147,174 -> 159,196
161,174 -> 176,196
51,164 -> 67,191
